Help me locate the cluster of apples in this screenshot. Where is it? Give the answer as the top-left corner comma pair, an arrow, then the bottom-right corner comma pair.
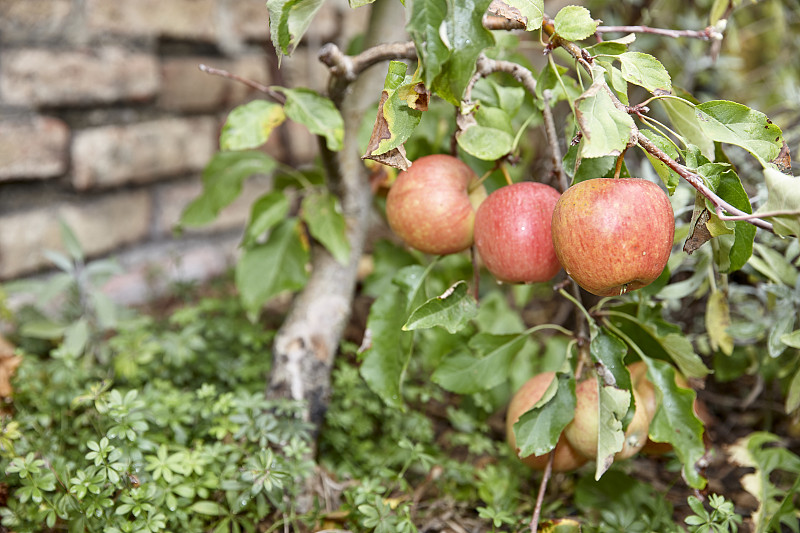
384,154 -> 675,296
506,363 -> 709,471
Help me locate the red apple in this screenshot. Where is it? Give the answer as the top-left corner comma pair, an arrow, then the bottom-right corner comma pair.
474,182 -> 562,283
551,178 -> 675,296
385,154 -> 487,255
563,370 -> 655,461
506,372 -> 588,472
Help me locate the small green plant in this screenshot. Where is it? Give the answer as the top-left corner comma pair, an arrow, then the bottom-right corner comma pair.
685,494 -> 743,533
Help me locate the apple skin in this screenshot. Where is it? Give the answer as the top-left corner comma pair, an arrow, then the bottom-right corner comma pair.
385,154 -> 487,255
563,370 -> 655,461
474,182 -> 562,283
551,178 -> 675,296
506,372 -> 588,472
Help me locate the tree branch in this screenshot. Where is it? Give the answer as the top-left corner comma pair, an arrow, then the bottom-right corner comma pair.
635,132 -> 774,232
198,64 -> 287,104
595,25 -> 722,41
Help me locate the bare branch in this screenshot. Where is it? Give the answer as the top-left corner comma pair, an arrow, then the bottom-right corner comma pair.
595,25 -> 722,41
198,64 -> 286,104
542,90 -> 568,192
530,451 -> 554,533
318,41 -> 417,83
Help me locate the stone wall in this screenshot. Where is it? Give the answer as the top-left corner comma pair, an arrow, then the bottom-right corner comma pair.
0,0 -> 367,303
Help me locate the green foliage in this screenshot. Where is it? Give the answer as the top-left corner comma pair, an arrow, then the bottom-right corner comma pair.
685,494 -> 744,533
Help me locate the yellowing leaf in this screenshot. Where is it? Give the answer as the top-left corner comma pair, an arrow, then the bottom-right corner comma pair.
706,290 -> 734,355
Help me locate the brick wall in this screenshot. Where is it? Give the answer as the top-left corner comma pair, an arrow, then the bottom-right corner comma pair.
0,0 -> 367,303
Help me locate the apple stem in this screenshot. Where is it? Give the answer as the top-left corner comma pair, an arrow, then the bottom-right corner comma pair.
469,167 -> 496,193
500,165 -> 514,186
613,151 -> 626,179
529,451 -> 555,533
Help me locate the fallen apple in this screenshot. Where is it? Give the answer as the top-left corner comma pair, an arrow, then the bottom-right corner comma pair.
474,182 -> 562,283
385,154 -> 487,255
506,372 -> 588,472
551,178 -> 675,296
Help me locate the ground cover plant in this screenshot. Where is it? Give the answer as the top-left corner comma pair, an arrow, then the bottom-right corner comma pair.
3,0 -> 800,531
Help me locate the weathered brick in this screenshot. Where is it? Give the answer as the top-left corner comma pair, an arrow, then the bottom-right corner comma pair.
100,235 -> 241,306
158,55 -> 270,113
231,0 -> 271,42
153,175 -> 274,236
72,117 -> 218,190
0,47 -> 159,107
0,191 -> 152,279
0,116 -> 69,181
86,0 -> 217,41
0,0 -> 73,44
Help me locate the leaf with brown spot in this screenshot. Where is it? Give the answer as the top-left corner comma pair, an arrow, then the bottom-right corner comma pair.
684,197 -> 713,255
362,91 -> 412,170
771,140 -> 793,175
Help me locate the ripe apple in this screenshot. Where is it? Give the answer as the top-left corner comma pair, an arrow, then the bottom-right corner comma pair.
563,369 -> 656,461
551,178 -> 675,296
474,182 -> 562,283
385,154 -> 487,255
506,372 -> 588,472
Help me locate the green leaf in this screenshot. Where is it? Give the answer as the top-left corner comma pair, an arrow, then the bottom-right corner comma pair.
472,78 -> 525,115
661,96 -> 714,160
502,0 -> 544,31
595,384 -> 629,480
301,191 -> 351,265
180,151 -> 277,227
575,66 -> 636,158
786,367 -> 800,413
515,373 -> 576,457
609,311 -> 710,379
407,0 -> 449,87
432,0 -> 494,105
767,307 -> 795,359
590,330 -> 630,390
644,358 -> 707,489
536,63 -> 581,103
554,5 -> 598,41
59,220 -> 84,262
756,168 -> 800,238
562,144 -> 617,184
274,87 -> 344,151
751,243 -> 798,287
706,168 -> 756,273
360,284 -> 413,409
432,333 -> 527,393
705,290 -> 734,355
190,500 -> 225,516
267,0 -> 325,56
782,330 -> 800,349
616,52 -> 671,94
235,218 -> 309,316
375,81 -> 425,155
457,124 -> 514,161
639,129 -> 680,193
403,281 -> 478,334
695,100 -> 784,167
219,100 -> 286,151
243,191 -> 290,246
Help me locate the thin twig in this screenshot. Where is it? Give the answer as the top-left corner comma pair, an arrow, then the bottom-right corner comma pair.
530,451 -> 554,533
636,132 -> 774,232
542,89 -> 568,191
595,25 -> 722,41
318,41 -> 417,82
715,206 -> 800,222
464,54 -> 538,106
198,64 -> 286,104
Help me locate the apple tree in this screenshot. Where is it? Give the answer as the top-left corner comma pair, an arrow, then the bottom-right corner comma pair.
182,0 -> 800,528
